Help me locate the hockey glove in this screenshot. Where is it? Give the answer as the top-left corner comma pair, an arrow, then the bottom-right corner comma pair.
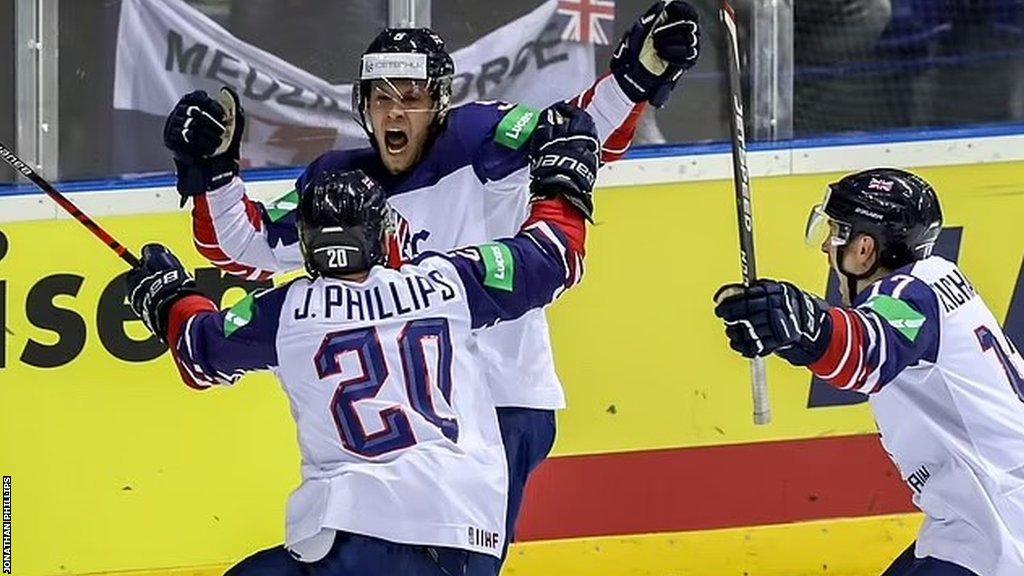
528,102 -> 600,222
163,87 -> 246,204
713,279 -> 831,366
611,0 -> 701,107
126,244 -> 202,343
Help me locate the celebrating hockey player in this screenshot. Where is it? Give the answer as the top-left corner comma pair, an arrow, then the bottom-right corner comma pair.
130,102 -> 598,574
713,168 -> 1024,576
162,0 -> 701,556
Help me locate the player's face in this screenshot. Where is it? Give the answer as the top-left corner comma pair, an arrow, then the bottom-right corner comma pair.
820,228 -> 850,302
368,79 -> 437,175
825,232 -> 879,305
816,218 -> 854,302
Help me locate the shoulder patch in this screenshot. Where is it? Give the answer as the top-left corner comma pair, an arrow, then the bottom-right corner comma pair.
494,105 -> 540,150
266,189 -> 300,223
863,294 -> 927,342
479,242 -> 515,292
224,293 -> 257,337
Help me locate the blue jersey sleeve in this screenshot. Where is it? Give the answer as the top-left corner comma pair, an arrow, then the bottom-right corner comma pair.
166,287 -> 289,390
417,198 -> 585,330
811,272 -> 941,394
449,102 -> 532,184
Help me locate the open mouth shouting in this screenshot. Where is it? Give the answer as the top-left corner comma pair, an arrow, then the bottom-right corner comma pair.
384,128 -> 409,155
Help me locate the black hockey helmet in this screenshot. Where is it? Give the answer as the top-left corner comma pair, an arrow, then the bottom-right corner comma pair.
807,168 -> 943,271
297,169 -> 395,277
353,28 -> 456,136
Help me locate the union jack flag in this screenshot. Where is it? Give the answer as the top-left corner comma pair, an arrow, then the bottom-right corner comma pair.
868,178 -> 894,192
555,0 -> 616,45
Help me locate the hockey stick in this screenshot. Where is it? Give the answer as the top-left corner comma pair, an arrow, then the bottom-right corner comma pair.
719,1 -> 771,425
0,141 -> 140,268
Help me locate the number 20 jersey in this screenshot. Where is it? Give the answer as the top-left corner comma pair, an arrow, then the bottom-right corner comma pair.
274,261 -> 509,558
813,256 -> 1024,575
169,201 -> 586,558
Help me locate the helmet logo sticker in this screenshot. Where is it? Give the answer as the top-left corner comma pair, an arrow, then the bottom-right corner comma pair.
361,53 -> 429,80
854,206 -> 884,221
867,178 -> 894,192
317,246 -> 362,270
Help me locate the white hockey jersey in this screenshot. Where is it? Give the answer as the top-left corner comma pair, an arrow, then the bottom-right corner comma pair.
165,197 -> 586,558
810,256 -> 1024,575
191,75 -> 642,409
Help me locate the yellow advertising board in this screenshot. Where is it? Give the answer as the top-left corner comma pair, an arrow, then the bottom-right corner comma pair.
0,160 -> 1021,575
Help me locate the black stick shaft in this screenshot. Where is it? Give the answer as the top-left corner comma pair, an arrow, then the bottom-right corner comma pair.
0,141 -> 140,268
719,1 -> 771,425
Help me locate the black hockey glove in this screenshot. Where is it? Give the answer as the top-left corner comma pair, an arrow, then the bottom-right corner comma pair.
528,102 -> 599,222
163,87 -> 246,204
611,0 -> 701,107
126,244 -> 202,343
713,279 -> 831,366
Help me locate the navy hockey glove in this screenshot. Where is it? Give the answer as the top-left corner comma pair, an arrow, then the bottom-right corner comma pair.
528,102 -> 599,221
713,279 -> 831,366
611,0 -> 701,107
163,87 -> 246,204
126,244 -> 202,343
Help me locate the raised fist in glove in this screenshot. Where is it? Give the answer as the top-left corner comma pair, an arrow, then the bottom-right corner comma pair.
713,279 -> 831,366
163,87 -> 245,202
126,244 -> 201,343
611,0 -> 701,107
528,101 -> 600,221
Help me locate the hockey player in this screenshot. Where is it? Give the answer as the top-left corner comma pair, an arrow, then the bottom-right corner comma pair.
162,1 -> 701,553
129,102 -> 598,574
713,168 -> 1024,576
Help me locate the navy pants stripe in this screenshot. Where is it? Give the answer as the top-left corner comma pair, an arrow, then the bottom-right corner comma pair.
496,407 -> 557,561
881,542 -> 979,576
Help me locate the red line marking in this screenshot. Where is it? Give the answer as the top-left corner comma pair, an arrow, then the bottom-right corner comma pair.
516,434 -> 913,541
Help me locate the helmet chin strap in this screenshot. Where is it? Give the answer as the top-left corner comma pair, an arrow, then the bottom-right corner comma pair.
835,243 -> 880,305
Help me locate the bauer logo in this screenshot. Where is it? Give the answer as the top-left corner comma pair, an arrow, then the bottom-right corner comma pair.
853,206 -> 884,221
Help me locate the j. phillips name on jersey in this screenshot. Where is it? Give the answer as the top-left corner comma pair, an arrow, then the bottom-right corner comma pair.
930,268 -> 977,314
293,270 -> 458,322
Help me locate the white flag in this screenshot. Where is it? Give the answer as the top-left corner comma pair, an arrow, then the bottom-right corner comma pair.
114,0 -> 596,168
449,1 -> 596,108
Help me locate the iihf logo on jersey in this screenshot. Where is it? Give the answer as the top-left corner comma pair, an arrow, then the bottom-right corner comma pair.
906,464 -> 931,494
467,525 -> 500,550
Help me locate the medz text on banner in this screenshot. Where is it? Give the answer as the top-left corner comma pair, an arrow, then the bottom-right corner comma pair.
165,31 -> 346,114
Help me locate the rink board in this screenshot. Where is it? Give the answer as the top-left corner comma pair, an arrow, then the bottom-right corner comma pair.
0,160 -> 1021,574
